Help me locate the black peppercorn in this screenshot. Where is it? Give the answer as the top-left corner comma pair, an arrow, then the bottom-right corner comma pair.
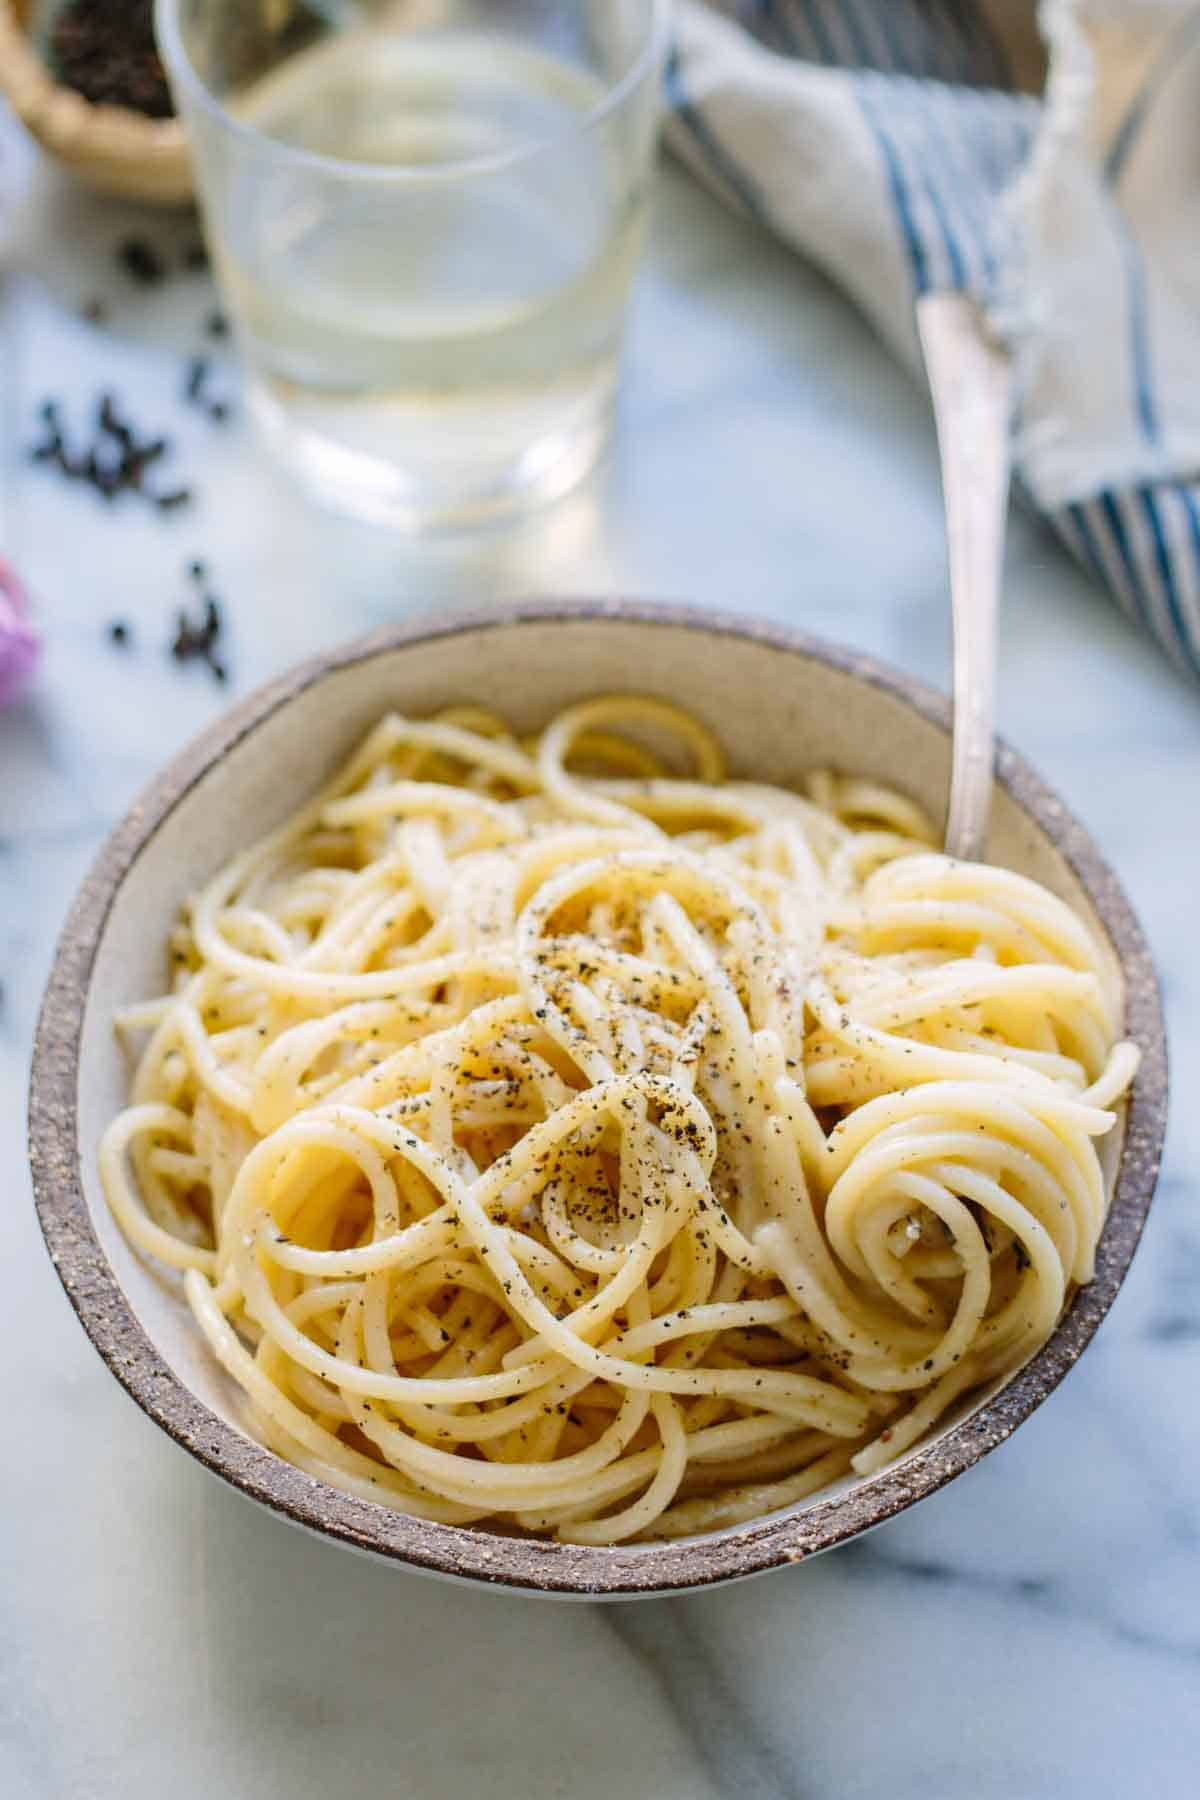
117,237 -> 166,286
51,0 -> 175,120
170,581 -> 228,685
156,488 -> 193,513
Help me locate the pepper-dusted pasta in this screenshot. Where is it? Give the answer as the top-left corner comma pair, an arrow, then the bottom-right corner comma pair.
101,697 -> 1137,1542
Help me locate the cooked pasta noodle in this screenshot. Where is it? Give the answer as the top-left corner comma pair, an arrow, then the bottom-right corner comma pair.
101,697 -> 1137,1542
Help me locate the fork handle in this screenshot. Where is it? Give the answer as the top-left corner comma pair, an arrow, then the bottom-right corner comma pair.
917,292 -> 1012,865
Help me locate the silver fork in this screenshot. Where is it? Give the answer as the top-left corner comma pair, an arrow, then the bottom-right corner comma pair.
917,291 -> 1012,864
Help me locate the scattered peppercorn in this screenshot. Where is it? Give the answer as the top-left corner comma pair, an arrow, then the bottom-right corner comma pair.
107,620 -> 132,647
28,395 -> 191,511
98,392 -> 133,449
171,585 -> 227,683
185,357 -> 209,402
183,355 -> 234,426
117,236 -> 166,287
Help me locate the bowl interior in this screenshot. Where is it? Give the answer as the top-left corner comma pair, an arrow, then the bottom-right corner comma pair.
60,611 -> 1154,1592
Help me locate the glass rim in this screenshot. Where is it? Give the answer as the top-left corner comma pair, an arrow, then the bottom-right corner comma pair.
155,0 -> 672,184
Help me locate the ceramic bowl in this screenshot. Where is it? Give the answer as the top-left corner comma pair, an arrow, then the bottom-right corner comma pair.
0,0 -> 192,205
29,603 -> 1167,1597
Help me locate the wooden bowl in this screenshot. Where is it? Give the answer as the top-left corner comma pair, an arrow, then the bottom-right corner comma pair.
28,603 -> 1168,1597
0,0 -> 191,204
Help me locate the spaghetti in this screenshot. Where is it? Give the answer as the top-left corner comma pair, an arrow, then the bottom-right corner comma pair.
101,697 -> 1137,1542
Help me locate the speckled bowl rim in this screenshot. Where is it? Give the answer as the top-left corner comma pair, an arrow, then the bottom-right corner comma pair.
28,601 -> 1168,1598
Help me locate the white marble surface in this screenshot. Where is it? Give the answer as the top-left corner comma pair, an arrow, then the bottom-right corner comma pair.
3,113 -> 1199,1800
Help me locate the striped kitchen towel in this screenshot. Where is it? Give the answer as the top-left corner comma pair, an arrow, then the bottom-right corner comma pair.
667,1 -> 1200,681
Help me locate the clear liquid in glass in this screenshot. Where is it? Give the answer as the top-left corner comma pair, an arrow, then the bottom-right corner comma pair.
216,30 -> 647,527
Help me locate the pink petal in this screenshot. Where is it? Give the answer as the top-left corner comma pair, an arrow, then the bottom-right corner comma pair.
0,558 -> 41,706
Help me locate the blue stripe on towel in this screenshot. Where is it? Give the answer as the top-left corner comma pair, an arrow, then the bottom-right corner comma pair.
843,0 -> 900,71
863,75 -> 974,291
1140,488 -> 1200,676
663,44 -> 769,223
1061,501 -> 1133,622
914,155 -> 968,288
854,80 -> 932,293
809,0 -> 864,65
785,6 -> 970,294
1109,208 -> 1160,449
1098,490 -> 1156,636
1095,38 -> 1165,454
784,0 -> 838,64
1078,496 -> 1144,628
745,0 -> 802,59
1053,502 -> 1092,574
953,85 -> 1036,197
1105,8 -> 1200,183
1178,488 -> 1200,660
915,83 -> 1003,290
922,89 -> 1030,286
826,0 -> 873,65
885,0 -> 967,83
1056,489 -> 1200,680
1180,485 -> 1200,582
793,0 -> 997,85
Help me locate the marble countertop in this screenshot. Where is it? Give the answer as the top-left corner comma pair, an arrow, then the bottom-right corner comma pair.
2,114 -> 1198,1800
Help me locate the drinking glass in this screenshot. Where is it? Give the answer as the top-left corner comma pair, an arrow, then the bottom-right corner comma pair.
156,0 -> 668,529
